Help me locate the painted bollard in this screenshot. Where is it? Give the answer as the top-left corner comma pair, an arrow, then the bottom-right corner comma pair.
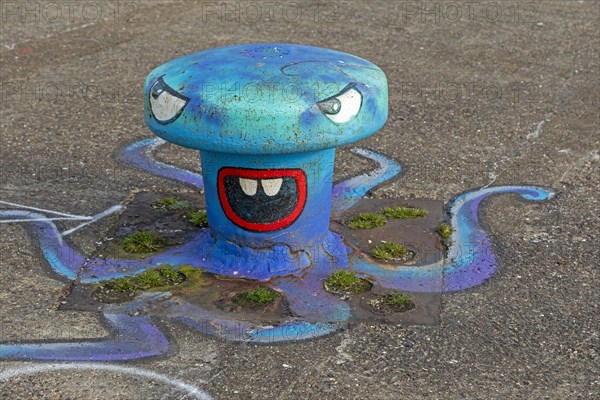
144,43 -> 388,279
0,43 -> 555,360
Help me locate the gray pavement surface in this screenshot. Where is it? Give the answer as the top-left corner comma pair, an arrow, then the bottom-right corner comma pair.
0,0 -> 598,399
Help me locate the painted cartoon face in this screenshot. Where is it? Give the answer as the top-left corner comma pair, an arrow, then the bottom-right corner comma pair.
144,44 -> 388,245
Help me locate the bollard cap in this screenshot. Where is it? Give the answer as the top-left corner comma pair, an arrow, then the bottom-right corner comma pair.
144,43 -> 388,154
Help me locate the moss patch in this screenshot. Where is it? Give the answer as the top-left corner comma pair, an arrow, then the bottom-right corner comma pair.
381,206 -> 427,219
233,287 -> 279,308
111,277 -> 135,293
151,196 -> 191,211
175,265 -> 206,287
345,213 -> 386,229
438,223 -> 452,239
136,270 -> 166,289
158,267 -> 180,282
324,270 -> 372,295
122,231 -> 168,253
93,266 -> 185,302
370,292 -> 415,313
371,241 -> 409,261
186,210 -> 208,227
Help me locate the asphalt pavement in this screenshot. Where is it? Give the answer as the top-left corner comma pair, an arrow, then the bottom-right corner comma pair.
0,1 -> 598,399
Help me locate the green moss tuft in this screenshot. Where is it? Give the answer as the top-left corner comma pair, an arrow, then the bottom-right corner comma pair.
186,210 -> 208,227
324,270 -> 372,295
123,231 -> 168,253
151,196 -> 191,211
438,223 -> 452,239
111,277 -> 135,293
371,241 -> 408,261
380,292 -> 412,307
95,265 -> 186,301
371,292 -> 415,313
233,287 -> 278,307
345,213 -> 386,229
136,270 -> 166,289
380,206 -> 427,219
158,266 -> 181,282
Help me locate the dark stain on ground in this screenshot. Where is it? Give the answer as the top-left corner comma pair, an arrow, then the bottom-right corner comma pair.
93,190 -> 206,260
61,190 -> 291,323
61,191 -> 441,325
167,274 -> 291,323
349,289 -> 440,325
330,198 -> 446,325
331,198 -> 447,266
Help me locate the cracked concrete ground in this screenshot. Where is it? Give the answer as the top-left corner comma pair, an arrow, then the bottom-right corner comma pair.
0,0 -> 598,399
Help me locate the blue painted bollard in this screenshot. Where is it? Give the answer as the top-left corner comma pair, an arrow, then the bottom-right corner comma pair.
144,43 -> 388,279
0,44 -> 556,359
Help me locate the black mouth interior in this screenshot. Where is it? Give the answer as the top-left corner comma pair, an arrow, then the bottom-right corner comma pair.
223,176 -> 298,224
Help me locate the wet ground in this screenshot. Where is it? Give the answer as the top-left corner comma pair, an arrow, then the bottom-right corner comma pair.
0,1 -> 598,399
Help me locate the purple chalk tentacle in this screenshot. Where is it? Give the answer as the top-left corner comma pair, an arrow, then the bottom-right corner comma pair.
0,313 -> 170,361
0,210 -> 85,280
332,148 -> 402,212
350,185 -> 554,293
442,185 -> 553,291
119,138 -> 204,189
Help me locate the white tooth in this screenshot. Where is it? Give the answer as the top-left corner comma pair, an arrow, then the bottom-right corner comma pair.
261,178 -> 283,196
239,178 -> 257,196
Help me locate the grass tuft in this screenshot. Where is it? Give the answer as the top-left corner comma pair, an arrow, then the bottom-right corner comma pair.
324,270 -> 372,295
186,210 -> 208,227
96,265 -> 185,299
151,196 -> 191,211
123,231 -> 168,253
371,241 -> 408,261
438,223 -> 452,239
380,206 -> 427,219
233,287 -> 278,307
345,213 -> 386,229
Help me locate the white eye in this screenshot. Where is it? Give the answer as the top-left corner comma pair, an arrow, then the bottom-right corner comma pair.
317,84 -> 362,124
149,77 -> 189,124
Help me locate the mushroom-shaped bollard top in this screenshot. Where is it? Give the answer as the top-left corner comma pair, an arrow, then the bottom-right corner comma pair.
144,43 -> 388,279
144,43 -> 388,155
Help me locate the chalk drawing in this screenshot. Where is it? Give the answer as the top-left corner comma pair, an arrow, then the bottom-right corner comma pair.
0,137 -> 554,359
0,363 -> 213,400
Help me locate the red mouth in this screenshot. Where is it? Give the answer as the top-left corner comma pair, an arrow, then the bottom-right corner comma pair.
217,167 -> 307,232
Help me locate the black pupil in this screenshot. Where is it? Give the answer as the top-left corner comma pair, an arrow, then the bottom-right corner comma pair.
151,83 -> 164,99
319,98 -> 341,115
